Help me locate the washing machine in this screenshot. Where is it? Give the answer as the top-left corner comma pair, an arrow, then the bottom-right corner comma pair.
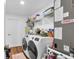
22,35 -> 30,58
26,35 -> 52,59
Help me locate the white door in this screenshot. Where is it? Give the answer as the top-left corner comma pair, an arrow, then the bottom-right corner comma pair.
5,19 -> 17,48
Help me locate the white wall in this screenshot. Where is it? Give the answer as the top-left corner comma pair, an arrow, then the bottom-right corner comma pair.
4,15 -> 26,48
42,16 -> 54,30
34,16 -> 54,31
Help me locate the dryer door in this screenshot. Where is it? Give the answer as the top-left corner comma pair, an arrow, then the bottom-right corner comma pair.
28,40 -> 38,59
22,38 -> 27,50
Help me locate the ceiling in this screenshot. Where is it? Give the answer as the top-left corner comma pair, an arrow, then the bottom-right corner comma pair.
5,0 -> 53,17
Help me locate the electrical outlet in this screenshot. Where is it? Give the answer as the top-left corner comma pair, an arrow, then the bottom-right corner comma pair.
64,45 -> 70,52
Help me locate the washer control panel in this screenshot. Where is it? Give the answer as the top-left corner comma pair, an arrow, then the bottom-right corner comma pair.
32,37 -> 39,41
35,38 -> 39,41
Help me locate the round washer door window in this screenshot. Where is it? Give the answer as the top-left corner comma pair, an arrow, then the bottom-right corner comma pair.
28,40 -> 38,59
22,38 -> 27,50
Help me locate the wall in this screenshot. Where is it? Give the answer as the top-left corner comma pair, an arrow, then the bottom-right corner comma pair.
42,16 -> 54,29
34,16 -> 54,30
4,15 -> 26,48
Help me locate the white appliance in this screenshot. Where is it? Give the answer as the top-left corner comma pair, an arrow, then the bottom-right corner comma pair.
22,35 -> 30,58
47,47 -> 74,59
22,35 -> 52,59
57,55 -> 66,59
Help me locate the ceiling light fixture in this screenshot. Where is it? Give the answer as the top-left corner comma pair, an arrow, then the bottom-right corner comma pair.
20,0 -> 24,5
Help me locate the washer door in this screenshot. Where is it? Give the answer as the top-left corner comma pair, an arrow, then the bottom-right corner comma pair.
22,38 -> 27,50
28,40 -> 38,59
